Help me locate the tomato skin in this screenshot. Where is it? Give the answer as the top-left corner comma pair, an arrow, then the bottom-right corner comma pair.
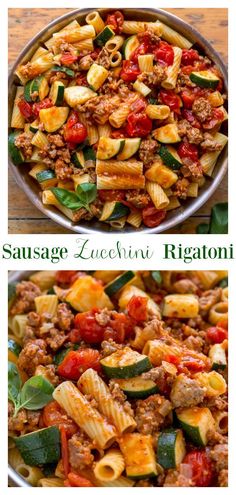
43,401 -> 78,435
181,49 -> 200,66
61,52 -> 78,65
183,451 -> 213,487
55,270 -> 78,285
67,473 -> 94,487
178,356 -> 206,373
207,326 -> 228,344
32,98 -> 53,118
131,42 -> 149,63
120,60 -> 141,82
74,310 -> 105,344
181,90 -> 196,109
159,89 -> 182,113
178,141 -> 199,161
142,207 -> 166,228
98,190 -> 126,202
57,348 -> 101,380
154,41 -> 174,66
130,97 -> 147,114
127,296 -> 148,322
18,99 -> 33,119
111,129 -> 127,139
126,112 -> 152,138
165,354 -> 181,365
106,11 -> 124,34
64,111 -> 87,143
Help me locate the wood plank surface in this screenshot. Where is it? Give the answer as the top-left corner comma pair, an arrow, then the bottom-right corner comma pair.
8,8 -> 228,234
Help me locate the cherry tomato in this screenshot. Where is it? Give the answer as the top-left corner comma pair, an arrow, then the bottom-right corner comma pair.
74,309 -> 104,344
154,41 -> 174,66
142,207 -> 166,228
182,109 -> 201,129
130,97 -> 147,114
98,190 -> 126,202
207,325 -> 228,343
111,129 -> 127,139
55,270 -> 79,285
181,90 -> 196,109
67,473 -> 94,487
127,295 -> 148,322
106,11 -> 124,34
57,348 -> 101,380
131,42 -> 150,63
183,451 -> 213,487
103,313 -> 134,342
179,356 -> 206,372
61,52 -> 78,65
164,354 -> 181,365
126,112 -> 152,138
159,89 -> 182,113
120,60 -> 141,82
178,141 -> 199,161
64,112 -> 87,143
18,99 -> 33,119
43,401 -> 78,435
32,98 -> 53,118
181,49 -> 200,66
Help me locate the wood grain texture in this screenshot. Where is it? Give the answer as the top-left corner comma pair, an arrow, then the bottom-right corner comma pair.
8,8 -> 228,234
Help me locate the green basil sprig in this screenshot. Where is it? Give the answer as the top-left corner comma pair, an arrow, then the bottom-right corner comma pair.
51,183 -> 97,211
8,362 -> 54,417
196,203 -> 228,234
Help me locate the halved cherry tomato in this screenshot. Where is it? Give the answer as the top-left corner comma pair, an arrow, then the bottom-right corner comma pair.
103,313 -> 134,342
106,11 -> 124,34
67,473 -> 94,487
64,111 -> 87,144
60,427 -> 69,477
181,89 -> 196,109
126,112 -> 152,138
61,52 -> 78,65
159,89 -> 182,113
207,325 -> 228,343
178,141 -> 199,161
142,207 -> 166,228
127,295 -> 148,322
182,109 -> 201,129
32,98 -> 53,118
18,99 -> 33,119
120,60 -> 141,82
154,41 -> 174,66
43,401 -> 78,435
57,348 -> 101,380
130,42 -> 150,63
74,309 -> 105,344
181,49 -> 200,66
98,190 -> 126,202
183,451 -> 213,487
55,270 -> 78,285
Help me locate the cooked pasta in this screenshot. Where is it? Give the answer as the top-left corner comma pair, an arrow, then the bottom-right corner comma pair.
9,10 -> 227,230
94,449 -> 125,481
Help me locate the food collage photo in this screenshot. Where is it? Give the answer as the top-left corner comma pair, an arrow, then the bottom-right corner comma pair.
3,0 -> 234,492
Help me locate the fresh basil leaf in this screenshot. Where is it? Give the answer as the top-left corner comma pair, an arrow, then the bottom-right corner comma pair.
217,277 -> 228,288
20,375 -> 54,410
51,188 -> 84,210
196,223 -> 209,234
76,183 -> 97,206
8,362 -> 21,406
209,203 -> 228,234
152,271 -> 162,285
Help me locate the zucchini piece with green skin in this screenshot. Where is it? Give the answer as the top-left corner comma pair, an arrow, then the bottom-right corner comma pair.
71,150 -> 85,168
87,63 -> 109,91
49,81 -> 65,106
119,433 -> 157,479
15,426 -> 61,465
36,170 -> 56,183
101,347 -> 152,379
83,146 -> 96,162
8,132 -> 25,166
117,138 -> 141,160
24,76 -> 48,102
217,277 -> 228,288
209,343 -> 227,370
157,429 -> 186,469
122,35 -> 139,60
8,282 -> 17,302
176,407 -> 215,446
190,70 -> 220,89
94,26 -> 115,46
97,137 -> 125,160
115,377 -> 159,399
100,201 -> 130,222
8,339 -> 22,357
158,145 -> 182,170
29,119 -> 39,134
52,65 -> 75,77
105,271 -> 135,296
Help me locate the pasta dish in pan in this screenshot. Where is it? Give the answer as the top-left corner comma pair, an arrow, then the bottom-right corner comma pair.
8,270 -> 228,486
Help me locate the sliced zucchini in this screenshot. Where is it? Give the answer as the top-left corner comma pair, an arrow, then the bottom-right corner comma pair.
8,132 -> 25,165
49,81 -> 65,106
24,76 -> 49,102
100,347 -> 152,379
51,65 -> 75,77
105,271 -> 135,297
119,433 -> 157,479
83,146 -> 96,162
177,407 -> 215,446
29,119 -> 39,134
8,339 -> 22,357
122,35 -> 139,60
117,138 -> 141,160
87,63 -> 109,91
209,343 -> 227,370
159,145 -> 182,170
95,26 -> 115,47
154,123 -> 180,144
97,137 -> 125,160
15,426 -> 61,466
115,377 -> 158,399
100,201 -> 130,222
157,429 -> 186,469
71,150 -> 84,168
64,86 -> 97,107
190,70 -> 220,89
36,170 -> 57,189
39,106 -> 69,132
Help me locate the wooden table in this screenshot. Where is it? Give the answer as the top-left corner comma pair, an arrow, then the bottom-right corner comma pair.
8,8 -> 228,234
